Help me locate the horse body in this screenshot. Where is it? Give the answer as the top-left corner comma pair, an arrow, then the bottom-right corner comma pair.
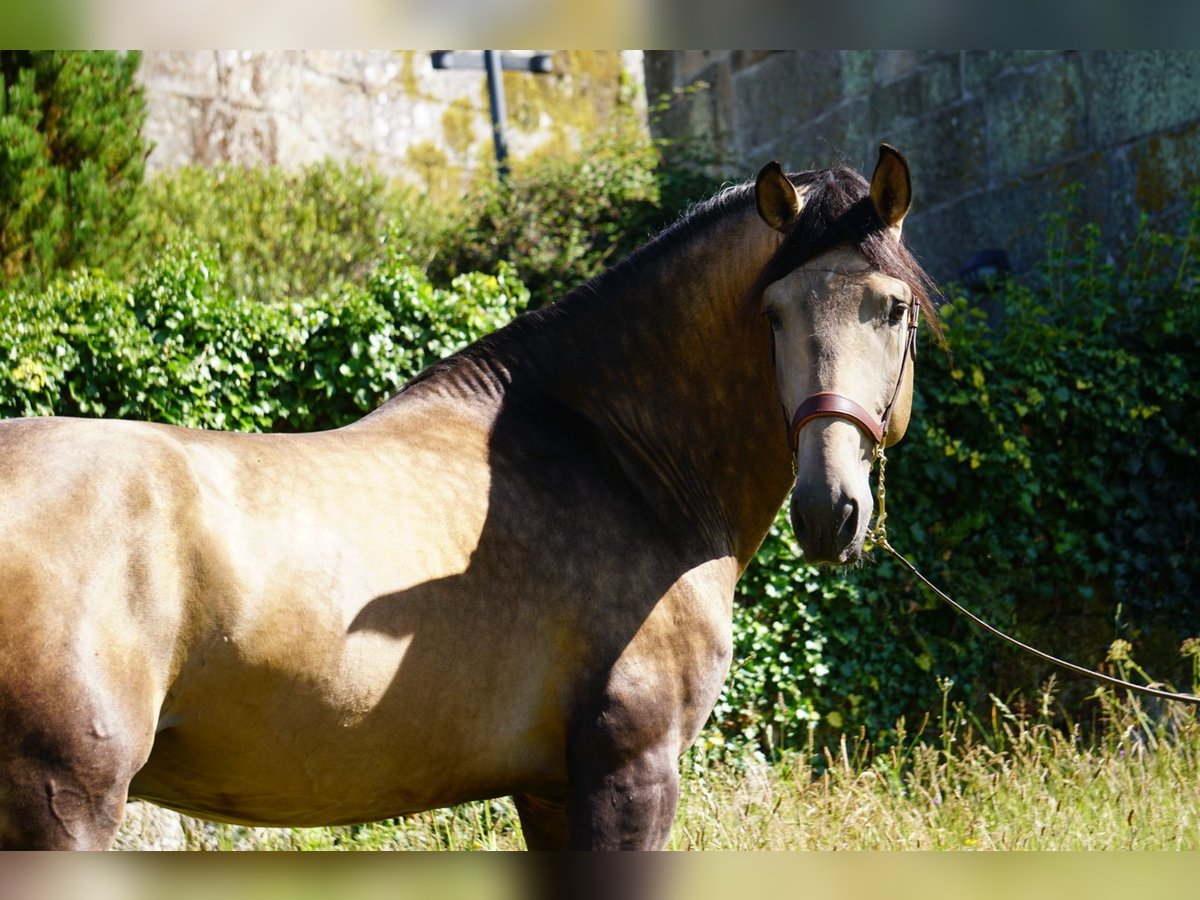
0,147 -> 933,849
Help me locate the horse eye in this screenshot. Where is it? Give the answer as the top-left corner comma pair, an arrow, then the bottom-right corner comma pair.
765,309 -> 783,331
887,298 -> 909,324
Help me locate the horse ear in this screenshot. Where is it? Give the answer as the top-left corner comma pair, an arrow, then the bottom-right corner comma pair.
869,144 -> 912,231
755,161 -> 800,233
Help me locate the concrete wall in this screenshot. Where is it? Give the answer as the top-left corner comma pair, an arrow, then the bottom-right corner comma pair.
138,51 -> 644,197
645,51 -> 1200,283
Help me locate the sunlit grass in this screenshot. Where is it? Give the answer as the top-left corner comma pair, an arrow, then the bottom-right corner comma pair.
671,686 -> 1200,850
117,683 -> 1200,851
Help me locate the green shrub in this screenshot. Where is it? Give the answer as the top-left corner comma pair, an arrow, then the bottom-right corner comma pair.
0,51 -> 148,288
138,162 -> 445,306
0,240 -> 528,431
136,116 -> 719,314
430,123 -> 718,308
712,188 -> 1200,757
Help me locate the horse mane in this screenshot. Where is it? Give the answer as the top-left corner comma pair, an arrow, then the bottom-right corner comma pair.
401,164 -> 941,398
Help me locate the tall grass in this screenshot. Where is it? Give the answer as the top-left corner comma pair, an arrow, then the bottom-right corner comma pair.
672,681 -> 1200,850
116,681 -> 1200,851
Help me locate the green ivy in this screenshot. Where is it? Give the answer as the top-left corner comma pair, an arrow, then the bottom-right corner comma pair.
710,187 -> 1200,757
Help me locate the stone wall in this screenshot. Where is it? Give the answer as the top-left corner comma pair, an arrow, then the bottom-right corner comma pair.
139,51 -> 644,196
645,51 -> 1200,282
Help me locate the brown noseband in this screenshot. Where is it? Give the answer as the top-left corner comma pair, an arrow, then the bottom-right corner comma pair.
789,393 -> 883,449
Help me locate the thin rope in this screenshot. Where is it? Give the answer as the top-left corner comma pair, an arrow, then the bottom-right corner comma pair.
865,445 -> 1200,708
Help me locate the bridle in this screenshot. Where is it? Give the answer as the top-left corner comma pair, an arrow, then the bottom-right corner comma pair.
787,301 -> 920,454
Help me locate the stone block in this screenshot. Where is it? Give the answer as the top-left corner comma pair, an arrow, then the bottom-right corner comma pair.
876,51 -> 921,83
1084,51 -> 1200,146
731,52 -> 843,156
877,99 -> 989,210
1125,122 -> 1200,217
296,66 -> 374,159
138,50 -> 219,100
761,98 -> 871,175
962,51 -> 1064,95
984,54 -> 1087,182
906,149 -> 1117,284
142,93 -> 202,173
869,54 -> 962,134
840,51 -> 879,99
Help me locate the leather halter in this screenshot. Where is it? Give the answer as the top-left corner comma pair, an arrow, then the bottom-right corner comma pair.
787,303 -> 920,452
790,393 -> 883,448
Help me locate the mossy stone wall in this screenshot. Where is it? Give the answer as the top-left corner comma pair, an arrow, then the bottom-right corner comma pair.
138,51 -> 644,200
645,51 -> 1200,282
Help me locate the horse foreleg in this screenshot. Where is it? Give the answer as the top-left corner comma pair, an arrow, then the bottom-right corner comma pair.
565,735 -> 680,851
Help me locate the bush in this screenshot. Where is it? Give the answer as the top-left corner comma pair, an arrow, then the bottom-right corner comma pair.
0,51 -> 148,288
138,162 -> 445,306
0,240 -> 528,432
430,123 -> 718,308
136,115 -> 720,313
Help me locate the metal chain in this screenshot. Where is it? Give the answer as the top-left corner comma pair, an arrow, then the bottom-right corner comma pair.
865,440 -> 889,546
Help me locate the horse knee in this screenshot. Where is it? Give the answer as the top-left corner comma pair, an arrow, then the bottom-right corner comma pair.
0,707 -> 143,849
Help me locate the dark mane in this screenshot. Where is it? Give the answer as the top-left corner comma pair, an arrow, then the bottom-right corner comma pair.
399,179 -> 769,395
403,164 -> 940,396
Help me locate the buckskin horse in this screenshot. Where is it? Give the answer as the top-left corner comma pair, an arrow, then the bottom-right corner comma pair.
0,146 -> 936,849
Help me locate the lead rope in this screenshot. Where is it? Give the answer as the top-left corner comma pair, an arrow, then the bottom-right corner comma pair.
863,440 -> 1200,707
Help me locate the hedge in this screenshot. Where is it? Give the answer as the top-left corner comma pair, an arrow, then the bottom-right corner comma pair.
0,240 -> 528,431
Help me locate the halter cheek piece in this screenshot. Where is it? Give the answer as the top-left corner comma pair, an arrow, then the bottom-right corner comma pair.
787,303 -> 920,452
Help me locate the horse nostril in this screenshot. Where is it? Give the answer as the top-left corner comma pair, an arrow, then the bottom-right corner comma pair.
791,504 -> 810,546
837,497 -> 860,545
790,488 -> 866,564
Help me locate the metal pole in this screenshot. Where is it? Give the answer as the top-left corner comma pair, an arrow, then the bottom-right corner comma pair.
483,50 -> 509,181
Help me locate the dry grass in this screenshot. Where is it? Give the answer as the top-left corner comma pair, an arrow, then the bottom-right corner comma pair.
117,685 -> 1200,851
672,691 -> 1200,850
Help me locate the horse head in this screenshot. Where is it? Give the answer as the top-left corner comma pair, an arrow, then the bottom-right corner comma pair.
755,146 -> 932,564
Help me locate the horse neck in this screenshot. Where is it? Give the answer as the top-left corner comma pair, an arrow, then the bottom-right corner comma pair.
520,208 -> 794,568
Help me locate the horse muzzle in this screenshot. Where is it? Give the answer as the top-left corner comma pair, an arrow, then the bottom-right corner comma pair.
789,479 -> 870,564
788,393 -> 880,564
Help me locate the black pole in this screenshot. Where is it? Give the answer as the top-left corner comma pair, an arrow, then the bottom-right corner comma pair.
483,50 -> 509,181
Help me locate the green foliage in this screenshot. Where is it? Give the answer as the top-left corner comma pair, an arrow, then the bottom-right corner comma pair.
713,187 -> 1200,756
0,240 -> 528,432
0,51 -> 147,288
430,122 -> 718,308
139,162 -> 444,306
136,107 -> 720,316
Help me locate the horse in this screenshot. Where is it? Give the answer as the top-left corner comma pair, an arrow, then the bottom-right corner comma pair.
0,145 -> 936,850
